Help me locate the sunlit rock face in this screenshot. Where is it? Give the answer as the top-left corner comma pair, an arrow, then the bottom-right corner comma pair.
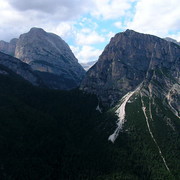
0,27 -> 85,90
81,29 -> 180,112
14,27 -> 85,90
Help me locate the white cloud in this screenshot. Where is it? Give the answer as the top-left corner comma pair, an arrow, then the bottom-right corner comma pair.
46,22 -> 75,39
78,18 -> 99,30
76,30 -> 105,45
106,32 -> 115,39
127,0 -> 180,38
169,33 -> 180,42
91,0 -> 136,20
70,45 -> 103,63
0,0 -> 94,41
0,0 -> 32,40
81,28 -> 92,33
114,21 -> 123,29
0,0 -> 78,41
0,0 -> 136,41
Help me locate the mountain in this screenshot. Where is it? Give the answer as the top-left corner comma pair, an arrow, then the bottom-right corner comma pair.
0,29 -> 179,179
0,38 -> 18,56
80,60 -> 97,71
0,28 -> 85,90
0,68 -> 103,180
0,51 -> 41,86
0,46 -> 179,179
80,29 -> 180,177
165,37 -> 180,46
81,29 -> 180,109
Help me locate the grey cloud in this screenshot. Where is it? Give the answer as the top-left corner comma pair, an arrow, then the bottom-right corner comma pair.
7,0 -> 94,19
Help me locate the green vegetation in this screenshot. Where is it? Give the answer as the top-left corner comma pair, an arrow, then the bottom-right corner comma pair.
0,67 -> 179,179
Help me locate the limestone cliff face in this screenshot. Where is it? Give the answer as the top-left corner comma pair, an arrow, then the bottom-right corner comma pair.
0,28 -> 85,90
80,30 -> 180,114
14,27 -> 85,90
0,38 -> 18,56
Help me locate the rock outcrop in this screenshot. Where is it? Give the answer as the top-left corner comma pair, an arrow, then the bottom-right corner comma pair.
0,27 -> 85,90
14,28 -> 85,89
0,51 -> 40,85
0,38 -> 18,56
80,30 -> 180,114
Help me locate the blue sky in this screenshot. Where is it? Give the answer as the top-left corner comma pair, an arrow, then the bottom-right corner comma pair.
0,0 -> 180,63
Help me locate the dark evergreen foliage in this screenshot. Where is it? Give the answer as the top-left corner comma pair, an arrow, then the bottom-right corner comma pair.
0,67 -> 179,179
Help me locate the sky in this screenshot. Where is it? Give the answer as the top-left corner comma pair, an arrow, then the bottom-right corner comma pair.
0,0 -> 180,63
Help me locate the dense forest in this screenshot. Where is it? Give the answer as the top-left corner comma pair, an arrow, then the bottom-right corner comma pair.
0,65 -> 179,180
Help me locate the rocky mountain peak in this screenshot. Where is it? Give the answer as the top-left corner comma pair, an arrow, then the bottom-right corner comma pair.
15,28 -> 85,89
29,27 -> 46,33
15,27 -> 78,64
0,27 -> 85,90
21,27 -> 46,40
80,30 -> 180,112
124,29 -> 136,34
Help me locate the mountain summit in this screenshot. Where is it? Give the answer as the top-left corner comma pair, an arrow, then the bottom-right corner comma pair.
81,29 -> 180,110
15,27 -> 85,89
0,27 -> 85,90
80,29 -> 180,175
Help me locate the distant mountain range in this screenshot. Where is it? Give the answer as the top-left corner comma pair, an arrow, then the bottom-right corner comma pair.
80,60 -> 97,71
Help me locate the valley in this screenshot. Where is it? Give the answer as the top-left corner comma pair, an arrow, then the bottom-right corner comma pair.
0,28 -> 179,180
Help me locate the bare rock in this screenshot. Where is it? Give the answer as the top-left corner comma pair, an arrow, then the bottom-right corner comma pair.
80,30 -> 180,111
